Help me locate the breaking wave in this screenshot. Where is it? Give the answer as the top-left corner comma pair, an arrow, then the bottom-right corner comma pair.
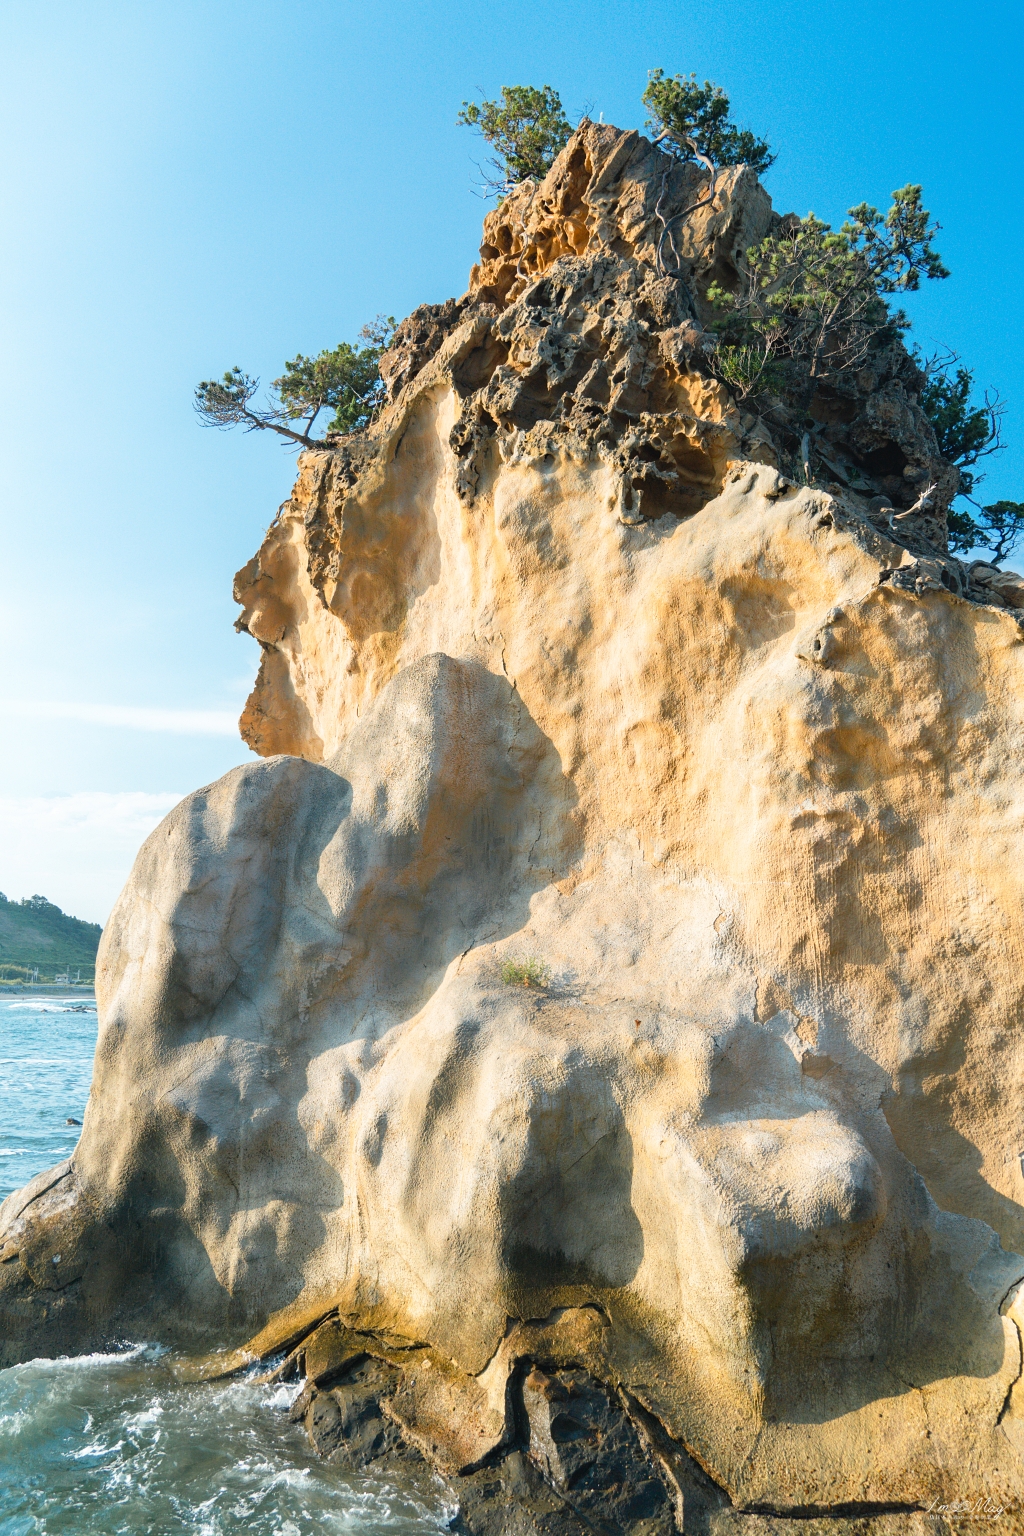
0,1346 -> 450,1534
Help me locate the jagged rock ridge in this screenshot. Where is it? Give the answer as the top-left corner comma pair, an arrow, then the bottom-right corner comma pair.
382,123 -> 954,531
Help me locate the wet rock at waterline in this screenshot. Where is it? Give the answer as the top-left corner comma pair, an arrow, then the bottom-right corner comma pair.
243,1304 -> 718,1534
4,120 -> 1024,1526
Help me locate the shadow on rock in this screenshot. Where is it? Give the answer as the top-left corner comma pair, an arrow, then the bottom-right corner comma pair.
0,654 -> 578,1360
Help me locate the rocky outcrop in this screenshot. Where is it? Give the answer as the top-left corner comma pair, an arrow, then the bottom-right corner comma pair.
4,122 -> 1024,1527
271,1312 -> 719,1535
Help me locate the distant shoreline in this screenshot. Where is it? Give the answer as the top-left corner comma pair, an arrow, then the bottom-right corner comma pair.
0,983 -> 96,997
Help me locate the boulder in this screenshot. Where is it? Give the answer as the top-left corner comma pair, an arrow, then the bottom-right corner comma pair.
3,122 -> 1024,1525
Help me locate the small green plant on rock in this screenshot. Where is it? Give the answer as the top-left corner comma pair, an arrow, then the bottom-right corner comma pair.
712,340 -> 786,400
947,500 -> 1024,564
916,356 -> 1017,558
500,956 -> 550,988
707,188 -> 948,404
920,359 -> 1004,500
642,70 -> 775,173
195,317 -> 395,447
457,85 -> 572,197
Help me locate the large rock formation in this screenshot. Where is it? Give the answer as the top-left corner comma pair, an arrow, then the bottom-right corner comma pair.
4,122 -> 1024,1527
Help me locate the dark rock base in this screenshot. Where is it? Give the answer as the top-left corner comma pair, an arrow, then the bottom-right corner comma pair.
286,1352 -> 724,1535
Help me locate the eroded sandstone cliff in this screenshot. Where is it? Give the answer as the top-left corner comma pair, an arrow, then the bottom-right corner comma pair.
3,121 -> 1024,1529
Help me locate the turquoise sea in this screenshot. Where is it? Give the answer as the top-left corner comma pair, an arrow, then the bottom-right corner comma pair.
0,993 -> 448,1535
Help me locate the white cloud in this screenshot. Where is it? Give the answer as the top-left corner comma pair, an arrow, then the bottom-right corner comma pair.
0,792 -> 186,924
1,701 -> 239,735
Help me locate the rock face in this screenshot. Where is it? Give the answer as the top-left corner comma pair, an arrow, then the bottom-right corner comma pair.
3,122 -> 1024,1525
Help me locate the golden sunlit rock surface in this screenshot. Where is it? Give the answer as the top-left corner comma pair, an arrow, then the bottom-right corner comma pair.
4,122 -> 1024,1527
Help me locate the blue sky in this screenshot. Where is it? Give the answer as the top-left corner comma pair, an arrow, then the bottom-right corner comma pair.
1,0 -> 1020,921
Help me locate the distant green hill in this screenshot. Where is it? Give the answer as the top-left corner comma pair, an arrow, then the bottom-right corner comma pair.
0,893 -> 102,981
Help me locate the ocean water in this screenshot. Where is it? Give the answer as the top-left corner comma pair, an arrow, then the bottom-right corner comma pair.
0,993 -> 96,1203
0,995 -> 450,1535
